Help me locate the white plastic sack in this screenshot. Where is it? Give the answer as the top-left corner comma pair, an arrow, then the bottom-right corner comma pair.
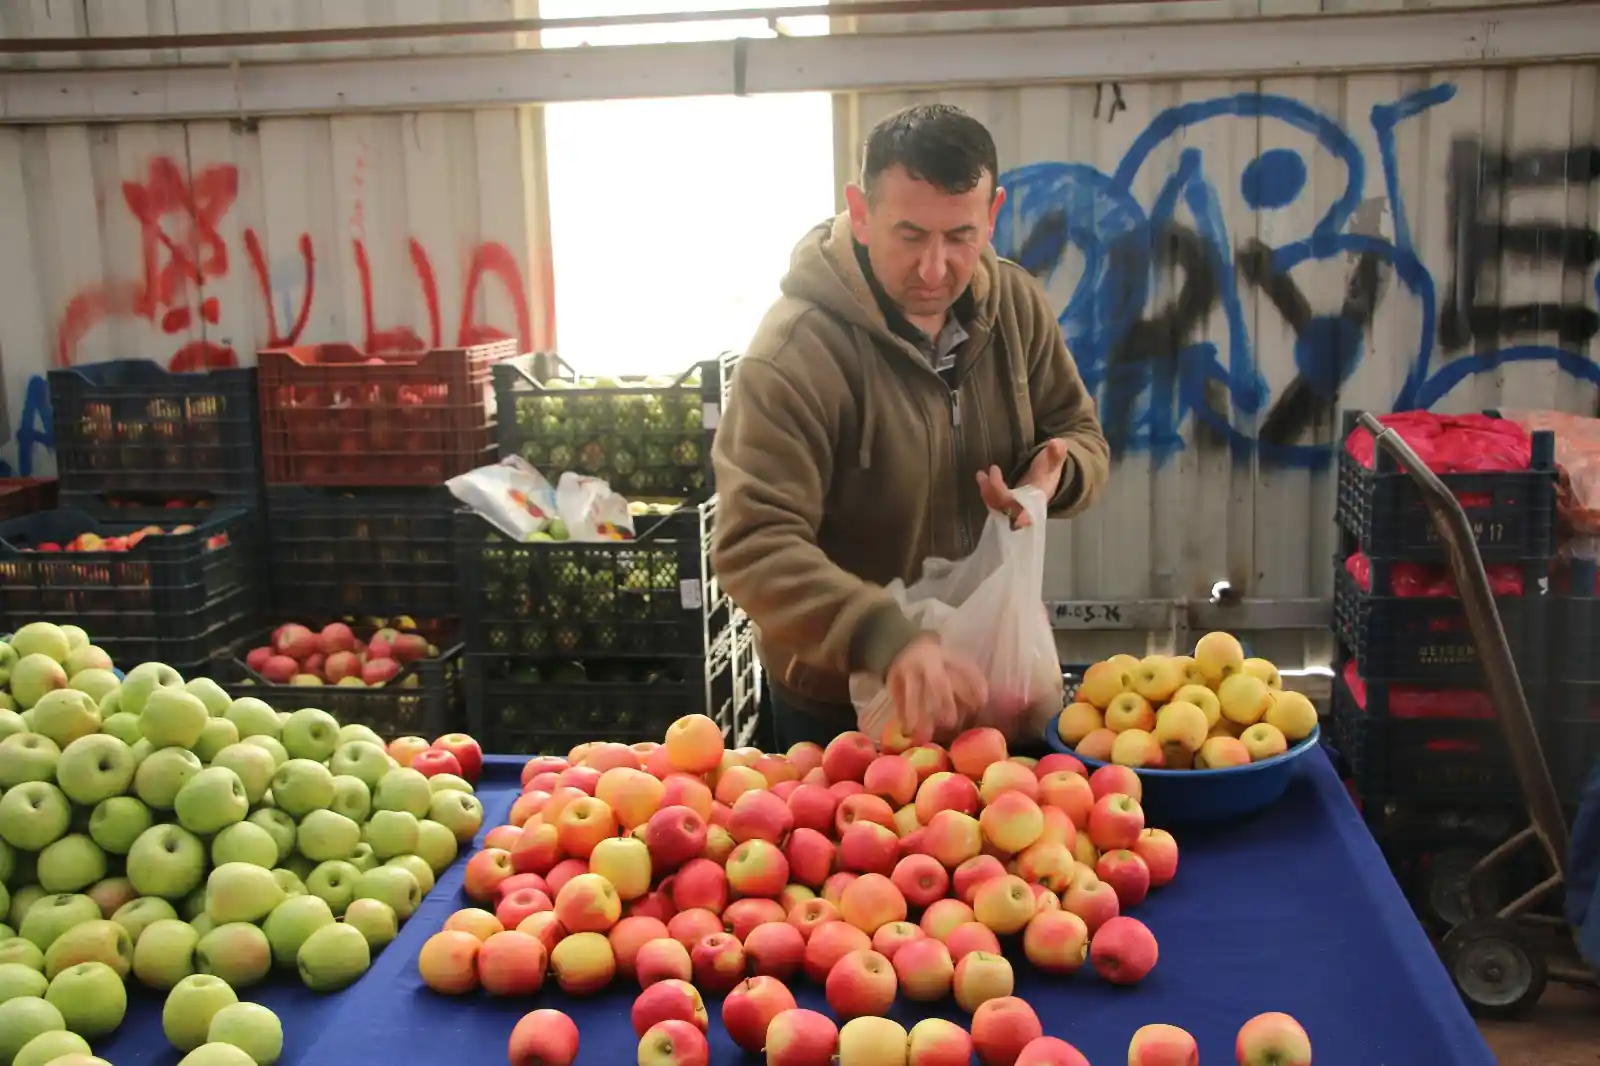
852,485 -> 1064,745
447,457 -> 635,542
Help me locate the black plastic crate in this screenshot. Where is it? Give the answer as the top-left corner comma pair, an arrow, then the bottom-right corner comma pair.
0,508 -> 255,669
1328,671 -> 1524,802
49,361 -> 261,498
498,355 -> 724,500
0,479 -> 57,521
265,487 -> 462,616
1332,556 -> 1549,683
1336,410 -> 1556,562
1553,558 -> 1600,683
465,628 -> 743,754
1544,683 -> 1600,805
214,625 -> 465,740
458,497 -> 726,660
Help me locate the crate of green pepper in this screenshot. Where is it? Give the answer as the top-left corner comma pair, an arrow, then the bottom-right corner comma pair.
494,354 -> 726,500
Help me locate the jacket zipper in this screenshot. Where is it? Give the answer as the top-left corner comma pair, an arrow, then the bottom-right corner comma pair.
949,386 -> 972,555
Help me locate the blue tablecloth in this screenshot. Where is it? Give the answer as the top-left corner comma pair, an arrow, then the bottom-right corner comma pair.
97,751 -> 1496,1065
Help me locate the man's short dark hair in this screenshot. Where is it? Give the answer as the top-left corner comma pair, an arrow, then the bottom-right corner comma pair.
860,104 -> 999,202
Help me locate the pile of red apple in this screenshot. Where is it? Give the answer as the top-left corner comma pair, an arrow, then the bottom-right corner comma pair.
416,717 -> 1314,1066
20,524 -> 229,553
245,621 -> 437,688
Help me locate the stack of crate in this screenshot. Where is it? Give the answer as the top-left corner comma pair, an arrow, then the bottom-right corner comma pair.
1328,410 -> 1558,922
208,340 -> 526,739
0,362 -> 262,674
1546,560 -> 1600,806
459,351 -> 758,755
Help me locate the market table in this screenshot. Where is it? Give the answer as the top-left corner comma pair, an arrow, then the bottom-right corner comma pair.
96,750 -> 1498,1065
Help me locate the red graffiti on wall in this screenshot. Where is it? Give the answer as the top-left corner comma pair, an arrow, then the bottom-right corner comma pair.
53,157 -> 544,371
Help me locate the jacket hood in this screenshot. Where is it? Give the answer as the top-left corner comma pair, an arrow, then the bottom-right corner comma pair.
779,211 -> 1001,347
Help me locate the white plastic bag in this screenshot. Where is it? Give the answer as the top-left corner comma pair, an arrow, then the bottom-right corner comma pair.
447,457 -> 636,542
852,485 -> 1064,744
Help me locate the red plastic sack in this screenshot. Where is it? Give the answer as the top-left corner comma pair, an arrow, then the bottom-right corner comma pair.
1345,411 -> 1533,474
1343,552 -> 1527,597
1342,660 -> 1495,719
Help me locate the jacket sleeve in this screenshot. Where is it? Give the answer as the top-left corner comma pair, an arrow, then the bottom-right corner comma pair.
1012,276 -> 1111,518
710,352 -> 923,682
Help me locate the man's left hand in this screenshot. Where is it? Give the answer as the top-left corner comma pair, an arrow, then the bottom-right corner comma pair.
976,439 -> 1071,529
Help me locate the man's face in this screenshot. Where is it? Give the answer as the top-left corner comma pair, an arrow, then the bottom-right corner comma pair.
846,164 -> 1006,325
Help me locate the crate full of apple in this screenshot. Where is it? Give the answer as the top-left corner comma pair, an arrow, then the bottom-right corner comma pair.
0,620 -> 490,1066
1056,631 -> 1319,771
416,714 -> 1315,1066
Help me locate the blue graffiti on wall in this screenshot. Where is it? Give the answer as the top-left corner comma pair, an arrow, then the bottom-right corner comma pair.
995,84 -> 1600,469
0,375 -> 54,478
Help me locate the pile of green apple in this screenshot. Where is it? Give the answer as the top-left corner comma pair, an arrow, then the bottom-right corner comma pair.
0,621 -> 486,1065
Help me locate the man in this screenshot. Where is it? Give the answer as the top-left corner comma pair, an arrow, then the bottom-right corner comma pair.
711,103 -> 1110,751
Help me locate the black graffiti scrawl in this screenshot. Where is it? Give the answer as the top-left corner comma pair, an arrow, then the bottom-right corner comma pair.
1443,138 -> 1600,352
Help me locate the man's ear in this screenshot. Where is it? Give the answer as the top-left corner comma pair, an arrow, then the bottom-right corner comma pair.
987,186 -> 1008,239
845,183 -> 871,243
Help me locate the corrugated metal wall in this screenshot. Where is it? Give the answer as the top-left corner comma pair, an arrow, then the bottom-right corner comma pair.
1,4 -> 1597,670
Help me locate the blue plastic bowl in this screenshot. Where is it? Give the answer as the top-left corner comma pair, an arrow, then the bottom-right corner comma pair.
1044,713 -> 1321,825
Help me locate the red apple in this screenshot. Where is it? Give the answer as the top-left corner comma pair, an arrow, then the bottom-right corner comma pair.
667,908 -> 723,950
508,1009 -> 579,1066
609,916 -> 670,977
1060,876 -> 1120,936
690,932 -> 747,995
645,806 -> 710,871
478,930 -> 549,996
744,920 -> 806,979
245,646 -> 274,673
723,898 -> 785,941
1235,1012 -> 1312,1066
671,858 -> 729,915
972,996 -> 1043,1066
412,748 -> 463,779
787,898 -> 840,942
496,888 -> 553,929
722,976 -> 798,1053
784,827 -> 837,889
1096,849 -> 1152,909
1015,1037 -> 1093,1066
362,657 -> 401,685
824,948 -> 896,1020
1132,828 -> 1179,888
838,821 -> 899,876
766,1009 -> 839,1066
1129,1023 -> 1200,1066
631,978 -> 708,1037
891,854 -> 950,908
1089,915 -> 1158,985
726,839 -> 790,899
1087,793 -> 1145,851
786,783 -> 839,835
892,936 -> 953,1001
463,848 -> 515,902
729,789 -> 794,844
638,1019 -> 709,1066
635,937 -> 693,987
821,732 -> 877,783
802,921 -> 871,984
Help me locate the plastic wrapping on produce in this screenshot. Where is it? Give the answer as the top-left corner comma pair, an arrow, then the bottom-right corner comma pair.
1502,409 -> 1600,556
446,456 -> 636,542
852,485 -> 1064,745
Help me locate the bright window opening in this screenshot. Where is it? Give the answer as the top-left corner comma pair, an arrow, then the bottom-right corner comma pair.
541,1 -> 836,379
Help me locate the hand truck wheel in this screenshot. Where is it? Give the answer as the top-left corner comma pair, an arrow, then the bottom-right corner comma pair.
1441,916 -> 1548,1018
1417,846 -> 1505,928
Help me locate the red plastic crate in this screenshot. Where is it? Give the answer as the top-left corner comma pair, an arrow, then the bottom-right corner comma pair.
257,341 -> 522,486
0,478 -> 58,521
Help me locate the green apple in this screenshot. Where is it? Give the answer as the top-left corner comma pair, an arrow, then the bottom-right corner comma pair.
13,1027 -> 90,1066
57,626 -> 87,654
130,737 -> 154,765
427,773 -> 474,795
111,896 -> 178,944
342,897 -> 397,951
0,782 -> 71,851
0,997 -> 65,1065
328,741 -> 389,789
192,718 -> 240,763
0,961 -> 47,1003
337,724 -> 385,748
413,820 -> 459,874
9,624 -> 69,664
206,864 -> 285,925
175,767 -> 249,835
87,796 -> 152,855
27,690 -> 100,749
194,923 -> 271,989
210,744 -> 276,805
295,810 -> 360,863
66,668 -> 119,705
36,836 -> 106,894
280,853 -> 316,884
362,810 -> 419,860
41,918 -> 131,980
0,937 -> 44,971
120,662 -> 185,716
0,708 -> 24,741
427,789 -> 485,844
261,894 -> 334,969
98,687 -> 122,717
0,926 -> 11,945
140,688 -> 209,750
224,697 -> 281,741
84,877 -> 137,919
269,759 -> 335,819
276,711 -> 292,728
346,843 -> 378,873
9,887 -> 46,932
44,960 -> 125,1037
246,810 -> 295,863
304,861 -> 360,916
241,734 -> 288,767
295,921 -> 370,992
162,973 -> 239,1052
180,1043 -> 258,1066
10,655 -> 67,710
63,643 -> 111,675
191,915 -> 216,940
18,895 -> 99,953
280,709 -> 339,762
0,732 -> 61,787
0,640 -> 15,686
271,869 -> 305,898
329,776 -> 371,823
134,747 -> 203,809
384,854 -> 435,896
126,824 -> 206,900
372,768 -> 432,818
210,822 -> 278,869
183,888 -> 209,922
352,866 -> 420,921
207,1001 -> 283,1065
183,678 -> 232,718
133,918 -> 198,989
54,734 -> 134,806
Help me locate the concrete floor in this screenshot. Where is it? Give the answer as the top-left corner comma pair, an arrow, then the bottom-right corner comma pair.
1480,984 -> 1600,1064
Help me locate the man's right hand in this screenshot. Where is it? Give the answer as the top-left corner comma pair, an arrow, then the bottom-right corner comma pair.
886,635 -> 989,745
